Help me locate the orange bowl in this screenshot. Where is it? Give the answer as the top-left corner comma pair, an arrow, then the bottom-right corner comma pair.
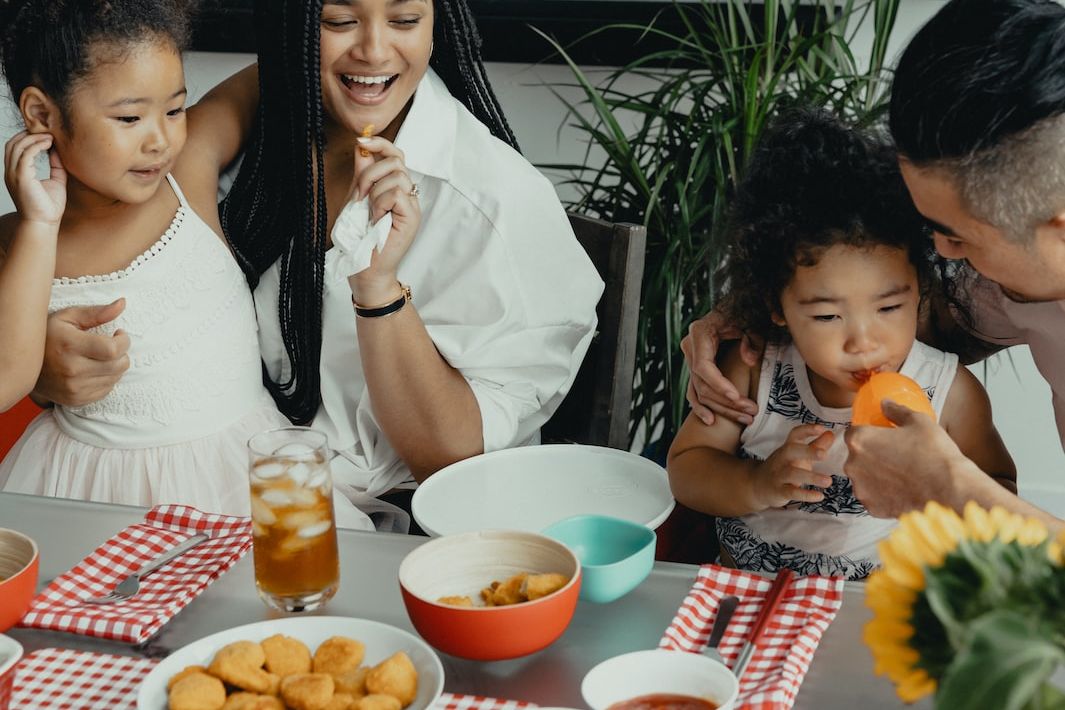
0,528 -> 38,633
852,372 -> 935,427
398,530 -> 581,661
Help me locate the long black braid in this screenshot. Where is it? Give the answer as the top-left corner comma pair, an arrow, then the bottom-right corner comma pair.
432,0 -> 519,150
220,0 -> 327,425
221,0 -> 518,425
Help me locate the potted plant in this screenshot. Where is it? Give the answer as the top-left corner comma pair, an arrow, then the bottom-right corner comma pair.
540,0 -> 902,454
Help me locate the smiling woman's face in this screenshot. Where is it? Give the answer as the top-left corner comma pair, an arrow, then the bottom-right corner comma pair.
318,0 -> 434,142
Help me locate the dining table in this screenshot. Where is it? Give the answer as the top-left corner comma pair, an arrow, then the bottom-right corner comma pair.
0,492 -> 926,709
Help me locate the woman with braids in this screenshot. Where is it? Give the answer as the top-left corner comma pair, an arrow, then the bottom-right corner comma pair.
30,0 -> 603,528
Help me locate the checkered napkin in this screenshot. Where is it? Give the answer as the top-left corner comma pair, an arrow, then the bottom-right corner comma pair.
659,564 -> 845,710
11,647 -> 155,709
11,647 -> 535,710
19,505 -> 252,644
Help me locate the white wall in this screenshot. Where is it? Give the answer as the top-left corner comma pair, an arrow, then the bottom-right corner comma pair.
4,0 -> 1064,513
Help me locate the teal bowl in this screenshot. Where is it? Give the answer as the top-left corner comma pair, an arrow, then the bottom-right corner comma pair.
542,515 -> 655,603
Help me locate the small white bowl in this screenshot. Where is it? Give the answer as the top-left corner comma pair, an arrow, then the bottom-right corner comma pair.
582,649 -> 739,710
0,634 -> 24,710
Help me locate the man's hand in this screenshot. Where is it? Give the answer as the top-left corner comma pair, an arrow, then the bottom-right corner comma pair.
751,424 -> 835,509
34,300 -> 130,407
844,399 -> 966,518
681,311 -> 762,427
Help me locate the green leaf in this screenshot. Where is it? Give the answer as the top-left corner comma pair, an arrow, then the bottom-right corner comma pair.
935,610 -> 1065,710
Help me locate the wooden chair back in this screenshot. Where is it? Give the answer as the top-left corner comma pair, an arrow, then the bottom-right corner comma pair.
541,213 -> 646,450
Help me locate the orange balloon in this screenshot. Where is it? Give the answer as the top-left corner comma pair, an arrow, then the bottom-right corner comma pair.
851,372 -> 935,427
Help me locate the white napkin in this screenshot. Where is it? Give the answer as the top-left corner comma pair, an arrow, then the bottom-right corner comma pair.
326,196 -> 393,282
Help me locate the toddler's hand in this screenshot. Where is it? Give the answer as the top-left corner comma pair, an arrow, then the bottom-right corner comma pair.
347,133 -> 421,306
752,424 -> 835,509
4,131 -> 66,227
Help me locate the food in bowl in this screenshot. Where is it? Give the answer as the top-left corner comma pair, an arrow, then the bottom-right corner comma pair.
437,571 -> 570,608
607,694 -> 719,710
582,650 -> 739,710
0,528 -> 38,634
399,530 -> 581,661
166,634 -> 418,710
138,617 -> 443,710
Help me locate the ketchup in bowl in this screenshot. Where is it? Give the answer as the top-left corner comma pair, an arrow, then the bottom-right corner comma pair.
607,694 -> 718,710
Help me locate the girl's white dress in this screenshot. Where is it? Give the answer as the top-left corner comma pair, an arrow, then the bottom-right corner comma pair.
0,175 -> 295,518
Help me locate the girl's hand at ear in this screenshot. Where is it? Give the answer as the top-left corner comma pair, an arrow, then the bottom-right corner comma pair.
347,134 -> 422,306
4,131 -> 66,228
752,424 -> 835,510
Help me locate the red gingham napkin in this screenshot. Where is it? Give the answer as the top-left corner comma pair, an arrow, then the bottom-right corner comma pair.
659,564 -> 845,710
11,648 -> 155,709
12,647 -> 534,710
19,505 -> 252,644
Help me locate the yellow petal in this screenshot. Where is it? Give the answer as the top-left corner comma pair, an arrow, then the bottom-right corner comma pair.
988,506 -> 1023,543
1048,541 -> 1063,565
865,574 -> 917,614
891,522 -> 946,568
963,502 -> 995,543
865,618 -> 915,645
868,642 -> 920,678
896,668 -> 936,703
878,537 -> 926,591
906,509 -> 958,561
1016,518 -> 1049,546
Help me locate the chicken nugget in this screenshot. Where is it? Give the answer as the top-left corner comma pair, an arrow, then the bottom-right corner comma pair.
208,640 -> 279,695
168,672 -> 226,710
357,694 -> 403,710
280,672 -> 336,710
365,652 -> 418,707
479,583 -> 497,607
324,693 -> 358,710
523,572 -> 570,600
436,595 -> 474,607
490,573 -> 527,606
221,693 -> 285,710
333,666 -> 370,698
313,636 -> 366,675
167,665 -> 210,691
262,633 -> 313,676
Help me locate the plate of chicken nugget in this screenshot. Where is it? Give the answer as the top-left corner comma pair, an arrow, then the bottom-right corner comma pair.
137,616 -> 445,710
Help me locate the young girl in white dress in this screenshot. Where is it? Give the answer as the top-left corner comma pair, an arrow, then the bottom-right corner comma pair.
666,109 -> 1017,579
0,0 -> 372,526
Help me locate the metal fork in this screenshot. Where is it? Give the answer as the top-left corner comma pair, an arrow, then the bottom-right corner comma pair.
703,595 -> 739,665
82,532 -> 211,604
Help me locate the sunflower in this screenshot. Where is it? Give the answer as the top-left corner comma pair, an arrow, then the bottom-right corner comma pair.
864,501 -> 1058,704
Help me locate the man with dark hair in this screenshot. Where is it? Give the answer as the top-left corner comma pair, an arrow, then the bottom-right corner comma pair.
683,0 -> 1065,528
843,0 -> 1065,527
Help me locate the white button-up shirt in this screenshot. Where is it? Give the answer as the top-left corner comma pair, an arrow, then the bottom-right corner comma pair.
254,69 -> 604,504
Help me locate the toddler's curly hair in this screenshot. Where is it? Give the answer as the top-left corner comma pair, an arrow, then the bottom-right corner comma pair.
718,108 -> 932,343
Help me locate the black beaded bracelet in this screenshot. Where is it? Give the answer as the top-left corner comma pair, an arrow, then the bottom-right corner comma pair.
354,284 -> 412,318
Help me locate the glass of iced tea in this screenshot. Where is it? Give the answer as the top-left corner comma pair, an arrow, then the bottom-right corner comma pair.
247,426 -> 339,612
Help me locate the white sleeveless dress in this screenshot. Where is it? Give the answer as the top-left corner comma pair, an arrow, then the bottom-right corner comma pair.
717,340 -> 958,580
0,175 -> 292,517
